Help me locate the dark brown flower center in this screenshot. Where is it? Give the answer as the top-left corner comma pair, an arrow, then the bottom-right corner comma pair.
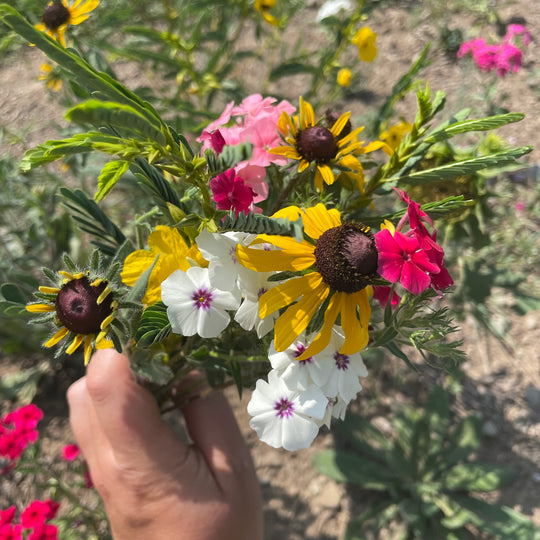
314,223 -> 378,293
55,277 -> 113,334
42,2 -> 70,30
297,126 -> 337,164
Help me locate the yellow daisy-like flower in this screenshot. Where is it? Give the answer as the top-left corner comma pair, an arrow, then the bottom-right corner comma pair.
337,67 -> 352,87
27,271 -> 116,365
39,63 -> 63,92
254,0 -> 278,26
237,204 -> 377,360
380,120 -> 413,151
352,26 -> 377,62
271,97 -> 369,190
35,0 -> 99,47
121,225 -> 206,305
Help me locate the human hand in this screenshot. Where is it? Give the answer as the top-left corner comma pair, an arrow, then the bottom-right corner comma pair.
67,349 -> 263,540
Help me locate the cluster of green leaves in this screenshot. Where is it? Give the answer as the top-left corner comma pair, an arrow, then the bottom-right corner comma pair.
314,386 -> 540,540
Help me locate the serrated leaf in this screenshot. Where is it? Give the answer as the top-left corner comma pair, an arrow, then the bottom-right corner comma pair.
135,301 -> 171,346
443,462 -> 515,492
96,160 -> 130,202
130,351 -> 173,385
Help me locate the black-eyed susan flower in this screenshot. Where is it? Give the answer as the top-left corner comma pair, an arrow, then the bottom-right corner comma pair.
38,63 -> 63,92
27,258 -> 121,365
271,97 -> 372,190
236,204 -> 378,360
35,0 -> 99,47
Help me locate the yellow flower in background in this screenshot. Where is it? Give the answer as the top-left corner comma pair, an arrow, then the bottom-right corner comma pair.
337,68 -> 352,87
271,97 -> 368,190
352,26 -> 377,62
380,120 -> 413,151
35,0 -> 99,47
27,272 -> 116,365
39,63 -> 63,92
236,204 -> 377,359
121,225 -> 206,305
254,0 -> 278,26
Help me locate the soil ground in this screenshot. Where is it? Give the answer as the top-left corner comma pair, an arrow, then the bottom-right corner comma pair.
1,1 -> 539,538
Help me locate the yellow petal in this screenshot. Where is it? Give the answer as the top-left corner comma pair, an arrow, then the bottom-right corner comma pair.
330,112 -> 351,137
26,303 -> 55,313
121,250 -> 158,286
317,164 -> 335,186
83,334 -> 93,365
338,153 -> 363,172
45,327 -> 70,348
66,334 -> 84,355
301,204 -> 341,240
273,279 -> 330,351
340,290 -> 371,354
236,244 -> 313,272
299,97 -> 315,129
297,293 -> 342,360
269,146 -> 301,160
259,275 -> 313,318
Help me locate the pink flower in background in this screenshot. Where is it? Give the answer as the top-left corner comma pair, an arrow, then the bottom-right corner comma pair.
27,524 -> 58,540
20,500 -> 58,529
457,24 -> 530,77
0,405 -> 43,464
61,443 -> 80,461
372,285 -> 400,308
0,508 -> 16,527
210,169 -> 254,216
0,523 -> 22,540
515,201 -> 525,212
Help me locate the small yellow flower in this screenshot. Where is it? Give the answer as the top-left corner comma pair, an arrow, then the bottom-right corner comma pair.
352,26 -> 377,62
121,225 -> 206,305
35,0 -> 99,47
380,120 -> 412,151
254,0 -> 279,26
39,63 -> 63,92
337,68 -> 352,87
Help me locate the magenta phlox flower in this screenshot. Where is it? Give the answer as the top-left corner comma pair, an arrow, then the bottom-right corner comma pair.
457,38 -> 486,58
504,24 -> 531,46
0,508 -> 16,528
375,228 -> 440,295
372,285 -> 400,308
496,43 -> 522,76
27,524 -> 58,540
2,405 -> 43,431
61,443 -> 80,461
0,523 -> 22,540
210,168 -> 254,216
234,162 -> 268,204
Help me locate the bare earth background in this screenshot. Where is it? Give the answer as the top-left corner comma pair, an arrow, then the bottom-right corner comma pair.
1,1 -> 539,539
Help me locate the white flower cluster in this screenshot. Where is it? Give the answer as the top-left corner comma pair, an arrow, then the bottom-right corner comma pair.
248,328 -> 367,451
160,230 -> 367,452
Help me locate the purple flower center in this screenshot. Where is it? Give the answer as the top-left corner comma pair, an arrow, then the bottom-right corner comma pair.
229,246 -> 238,264
274,397 -> 294,419
191,287 -> 213,310
257,287 -> 267,299
293,342 -> 313,365
334,352 -> 350,370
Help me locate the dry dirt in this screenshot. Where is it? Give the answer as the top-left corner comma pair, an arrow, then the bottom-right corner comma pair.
1,1 -> 540,539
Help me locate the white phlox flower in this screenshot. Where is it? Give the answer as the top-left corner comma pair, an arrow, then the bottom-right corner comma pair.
196,230 -> 255,291
247,370 -> 328,451
161,267 -> 240,338
268,337 -> 333,392
316,0 -> 353,22
234,268 -> 277,338
309,326 -> 368,403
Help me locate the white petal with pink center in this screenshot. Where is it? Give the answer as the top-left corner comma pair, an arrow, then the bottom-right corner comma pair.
161,267 -> 240,339
247,370 -> 328,451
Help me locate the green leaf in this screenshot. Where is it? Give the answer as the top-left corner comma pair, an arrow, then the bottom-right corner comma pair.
130,350 -> 174,386
1,283 -> 27,304
313,449 -> 397,490
125,257 -> 159,305
443,462 -> 515,492
423,113 -> 525,143
449,495 -> 540,540
269,62 -> 317,82
441,414 -> 482,467
96,160 -> 130,202
392,146 -> 532,185
66,100 -> 166,145
0,362 -> 49,403
135,301 -> 171,346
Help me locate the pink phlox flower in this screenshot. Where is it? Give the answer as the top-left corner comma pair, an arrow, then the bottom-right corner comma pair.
199,100 -> 235,135
395,188 -> 432,233
210,168 -> 254,216
234,162 -> 268,206
374,228 -> 440,295
504,24 -> 531,46
0,508 -> 16,527
2,405 -> 43,431
61,443 -> 81,461
0,431 -> 25,461
0,523 -> 22,540
20,501 -> 54,529
372,285 -> 400,308
230,94 -> 277,117
27,524 -> 58,540
496,43 -> 522,76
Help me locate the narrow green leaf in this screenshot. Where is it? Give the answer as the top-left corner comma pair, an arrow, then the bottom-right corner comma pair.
269,62 -> 317,82
96,160 -> 130,202
441,414 -> 482,467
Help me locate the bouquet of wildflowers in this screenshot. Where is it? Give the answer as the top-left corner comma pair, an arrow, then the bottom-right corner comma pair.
0,3 -> 531,453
